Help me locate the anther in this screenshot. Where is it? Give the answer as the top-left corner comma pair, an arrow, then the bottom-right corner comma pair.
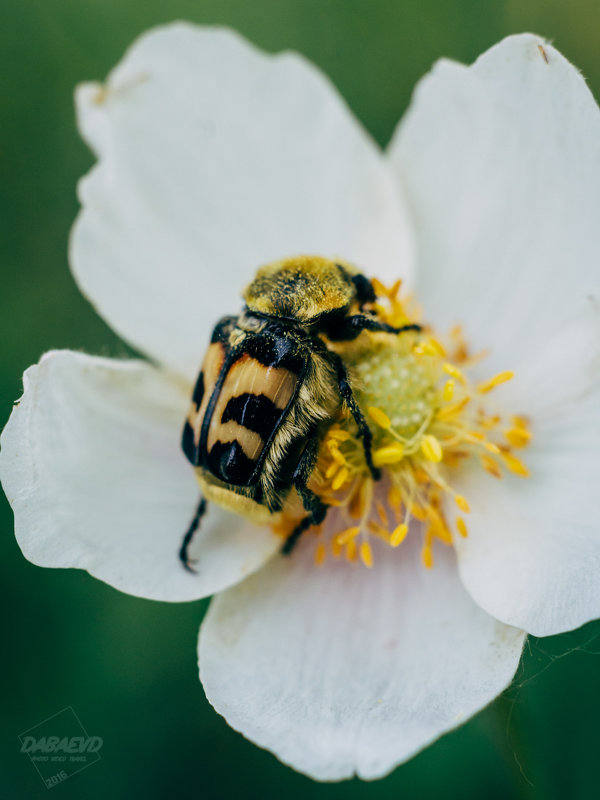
367,406 -> 392,429
360,540 -> 374,568
390,523 -> 409,546
421,435 -> 443,463
477,371 -> 514,394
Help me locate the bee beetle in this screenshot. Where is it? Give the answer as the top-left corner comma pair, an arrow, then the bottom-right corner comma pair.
180,256 -> 420,570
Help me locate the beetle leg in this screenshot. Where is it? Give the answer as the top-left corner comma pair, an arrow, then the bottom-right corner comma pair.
324,315 -> 422,341
179,497 -> 207,573
282,439 -> 329,555
329,353 -> 381,482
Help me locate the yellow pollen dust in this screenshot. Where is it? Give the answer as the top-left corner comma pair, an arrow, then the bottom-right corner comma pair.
275,278 -> 532,570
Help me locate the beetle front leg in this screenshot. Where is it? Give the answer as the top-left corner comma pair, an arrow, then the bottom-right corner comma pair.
324,315 -> 422,341
330,353 -> 381,482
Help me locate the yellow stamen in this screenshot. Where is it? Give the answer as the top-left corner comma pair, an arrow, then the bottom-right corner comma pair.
349,480 -> 370,519
421,434 -> 443,463
454,494 -> 470,513
477,371 -> 514,394
443,363 -> 467,384
485,414 -> 501,429
360,540 -> 374,568
429,338 -> 446,356
501,452 -> 531,477
314,543 -> 326,566
431,519 -> 453,545
414,468 -> 430,485
367,406 -> 392,430
456,517 -> 468,538
505,428 -> 532,448
376,501 -> 388,527
484,442 -> 501,454
436,396 -> 470,420
371,277 -> 389,297
325,462 -> 339,480
390,523 -> 409,547
330,448 -> 347,465
346,539 -> 358,562
388,485 -> 403,510
481,454 -> 503,478
328,429 -> 351,442
422,544 -> 434,569
443,380 -> 455,402
368,521 -> 391,542
331,467 -> 350,491
335,526 -> 360,546
413,340 -> 440,356
409,503 -> 428,521
373,442 -> 405,466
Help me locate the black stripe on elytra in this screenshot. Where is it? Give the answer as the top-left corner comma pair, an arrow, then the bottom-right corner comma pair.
221,393 -> 282,439
182,420 -> 198,465
191,371 -> 204,409
198,334 -> 307,483
207,440 -> 258,487
242,333 -> 304,373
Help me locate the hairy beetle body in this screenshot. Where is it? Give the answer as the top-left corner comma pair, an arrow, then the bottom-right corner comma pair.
180,256 -> 421,566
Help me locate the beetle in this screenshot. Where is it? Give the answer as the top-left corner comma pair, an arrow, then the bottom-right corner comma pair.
180,256 -> 421,569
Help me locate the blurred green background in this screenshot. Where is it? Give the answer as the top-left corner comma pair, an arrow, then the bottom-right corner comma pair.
2,1 -> 599,797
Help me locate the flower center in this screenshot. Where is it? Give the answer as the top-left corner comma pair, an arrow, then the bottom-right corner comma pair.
274,279 -> 531,569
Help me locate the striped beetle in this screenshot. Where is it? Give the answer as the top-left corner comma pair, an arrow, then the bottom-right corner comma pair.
180,256 -> 420,568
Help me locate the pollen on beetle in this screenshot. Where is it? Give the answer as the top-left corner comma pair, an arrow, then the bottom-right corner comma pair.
274,278 -> 532,569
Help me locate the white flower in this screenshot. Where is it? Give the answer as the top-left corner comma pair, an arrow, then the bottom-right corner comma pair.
1,23 -> 599,782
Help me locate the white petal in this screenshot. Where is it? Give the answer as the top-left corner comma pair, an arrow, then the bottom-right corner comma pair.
388,34 -> 600,372
0,351 -> 279,602
451,304 -> 600,637
71,23 -> 413,380
199,534 -> 524,781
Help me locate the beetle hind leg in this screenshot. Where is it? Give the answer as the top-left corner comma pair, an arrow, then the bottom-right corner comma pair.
282,439 -> 329,555
179,497 -> 207,573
